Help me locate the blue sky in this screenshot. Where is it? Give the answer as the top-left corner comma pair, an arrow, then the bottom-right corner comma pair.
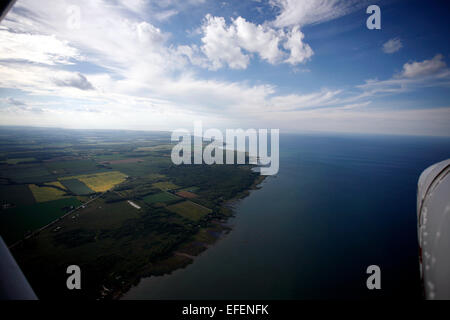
0,0 -> 449,136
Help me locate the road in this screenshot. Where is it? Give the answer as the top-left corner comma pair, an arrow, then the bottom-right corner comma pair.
8,193 -> 103,249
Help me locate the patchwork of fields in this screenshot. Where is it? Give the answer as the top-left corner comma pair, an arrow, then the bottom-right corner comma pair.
0,197 -> 81,244
59,178 -> 94,195
59,171 -> 128,192
29,182 -> 69,202
167,200 -> 212,221
152,181 -> 179,191
143,191 -> 181,204
0,127 -> 261,299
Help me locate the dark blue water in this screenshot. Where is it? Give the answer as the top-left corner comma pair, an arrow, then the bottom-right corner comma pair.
124,134 -> 450,299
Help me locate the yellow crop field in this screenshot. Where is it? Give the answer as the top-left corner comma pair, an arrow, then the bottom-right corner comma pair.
60,171 -> 127,192
45,181 -> 67,190
29,183 -> 69,202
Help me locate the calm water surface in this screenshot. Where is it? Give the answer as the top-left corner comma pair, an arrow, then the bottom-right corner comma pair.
124,134 -> 450,299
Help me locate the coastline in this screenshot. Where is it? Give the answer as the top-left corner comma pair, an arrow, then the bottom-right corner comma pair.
114,173 -> 268,300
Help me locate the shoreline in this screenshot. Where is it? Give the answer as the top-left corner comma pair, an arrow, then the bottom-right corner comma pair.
114,174 -> 268,300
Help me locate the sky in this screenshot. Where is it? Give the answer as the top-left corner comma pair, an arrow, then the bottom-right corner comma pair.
0,0 -> 449,136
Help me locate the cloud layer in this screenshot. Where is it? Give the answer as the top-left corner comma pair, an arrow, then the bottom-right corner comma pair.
0,0 -> 448,136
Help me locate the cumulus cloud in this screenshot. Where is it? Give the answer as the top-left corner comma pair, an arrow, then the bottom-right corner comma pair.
199,15 -> 250,70
283,26 -> 314,64
399,54 -> 447,78
233,16 -> 284,64
382,38 -> 403,54
0,0 -> 448,136
196,14 -> 313,70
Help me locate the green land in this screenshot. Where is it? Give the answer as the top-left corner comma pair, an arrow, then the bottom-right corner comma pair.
0,127 -> 264,300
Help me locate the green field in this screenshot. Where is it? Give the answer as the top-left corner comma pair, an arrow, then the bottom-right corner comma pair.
0,127 -> 261,299
68,198 -> 140,230
167,200 -> 212,221
109,157 -> 172,177
152,181 -> 179,191
143,192 -> 180,204
0,164 -> 55,184
179,186 -> 200,193
0,197 -> 81,245
135,144 -> 173,151
0,184 -> 36,206
60,178 -> 94,195
45,159 -> 105,175
3,157 -> 36,164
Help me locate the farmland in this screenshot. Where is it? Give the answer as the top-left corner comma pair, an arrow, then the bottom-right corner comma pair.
143,192 -> 181,204
167,200 -> 212,221
59,178 -> 94,195
152,181 -> 179,191
44,159 -> 105,176
0,197 -> 81,245
0,126 -> 263,300
29,182 -> 69,202
59,171 -> 128,192
2,157 -> 37,165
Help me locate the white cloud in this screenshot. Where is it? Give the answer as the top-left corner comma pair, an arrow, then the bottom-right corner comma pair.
0,0 -> 448,136
233,16 -> 284,64
266,107 -> 450,137
199,15 -> 250,70
271,0 -> 365,28
53,72 -> 95,90
382,38 -> 403,54
400,54 -> 447,78
269,89 -> 342,111
0,26 -> 81,65
357,55 -> 450,97
197,14 -> 313,70
5,97 -> 26,106
283,26 -> 313,64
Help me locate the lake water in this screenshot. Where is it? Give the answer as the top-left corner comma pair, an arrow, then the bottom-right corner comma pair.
124,133 -> 450,299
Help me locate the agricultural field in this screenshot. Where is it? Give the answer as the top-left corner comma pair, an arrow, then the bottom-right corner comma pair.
135,144 -> 173,152
59,178 -> 94,195
152,181 -> 179,191
0,164 -> 55,184
146,173 -> 166,181
179,186 -> 200,193
68,197 -> 141,230
108,156 -> 172,177
59,171 -> 127,192
0,184 -> 35,206
143,192 -> 181,204
176,190 -> 198,199
167,200 -> 212,221
2,157 -> 36,165
28,183 -> 69,202
0,126 -> 262,300
44,159 -> 105,176
0,197 -> 81,245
